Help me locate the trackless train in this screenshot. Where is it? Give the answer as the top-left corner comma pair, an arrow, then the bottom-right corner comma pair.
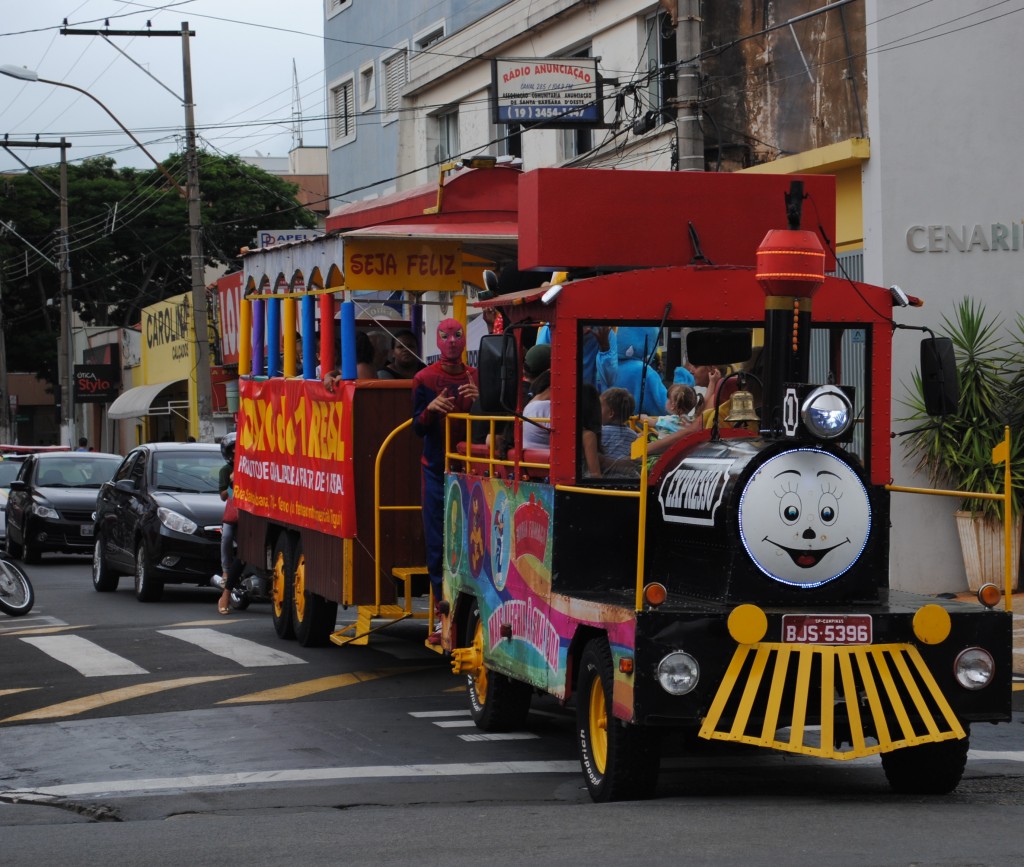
233,168 -> 1012,802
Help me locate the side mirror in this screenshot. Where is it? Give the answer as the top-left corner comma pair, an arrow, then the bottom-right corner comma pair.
921,336 -> 959,416
478,332 -> 519,414
686,328 -> 753,366
9,479 -> 26,492
114,478 -> 137,492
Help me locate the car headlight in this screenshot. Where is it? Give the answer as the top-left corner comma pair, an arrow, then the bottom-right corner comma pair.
954,647 -> 995,690
657,651 -> 700,695
32,503 -> 59,520
800,385 -> 854,440
157,507 -> 198,535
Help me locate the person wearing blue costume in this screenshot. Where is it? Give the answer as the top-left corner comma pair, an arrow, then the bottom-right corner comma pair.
614,326 -> 668,417
536,324 -> 616,390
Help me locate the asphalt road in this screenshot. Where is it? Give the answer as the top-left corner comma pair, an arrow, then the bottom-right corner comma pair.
2,557 -> 1024,865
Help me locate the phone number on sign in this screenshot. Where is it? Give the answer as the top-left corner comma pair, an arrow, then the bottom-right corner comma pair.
500,105 -> 597,122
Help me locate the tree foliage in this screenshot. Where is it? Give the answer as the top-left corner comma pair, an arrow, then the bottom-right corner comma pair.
0,150 -> 317,386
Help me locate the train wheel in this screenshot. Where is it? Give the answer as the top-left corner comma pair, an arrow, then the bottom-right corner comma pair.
270,533 -> 295,640
577,637 -> 660,802
291,541 -> 337,647
881,731 -> 969,794
465,605 -> 531,731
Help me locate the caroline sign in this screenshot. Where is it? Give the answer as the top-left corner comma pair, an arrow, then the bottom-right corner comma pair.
906,221 -> 1024,253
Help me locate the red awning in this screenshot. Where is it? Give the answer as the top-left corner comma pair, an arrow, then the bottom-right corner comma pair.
341,220 -> 517,262
327,165 -> 521,233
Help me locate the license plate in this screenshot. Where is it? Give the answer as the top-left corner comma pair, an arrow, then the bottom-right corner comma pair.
781,614 -> 872,645
80,525 -> 94,537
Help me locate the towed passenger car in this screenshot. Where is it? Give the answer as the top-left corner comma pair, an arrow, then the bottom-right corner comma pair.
5,452 -> 123,562
92,442 -> 225,601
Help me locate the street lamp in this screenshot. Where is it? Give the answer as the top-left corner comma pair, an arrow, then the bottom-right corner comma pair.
0,62 -> 215,442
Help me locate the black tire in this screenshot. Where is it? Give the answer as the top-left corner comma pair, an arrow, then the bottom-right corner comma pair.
465,604 -> 532,731
0,557 -> 34,616
881,731 -> 970,795
576,638 -> 660,802
21,522 -> 40,565
270,533 -> 295,640
134,542 -> 164,602
92,538 -> 119,592
292,541 -> 338,647
229,585 -> 251,611
5,527 -> 22,560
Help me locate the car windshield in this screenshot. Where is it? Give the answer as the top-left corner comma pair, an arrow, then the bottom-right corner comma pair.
0,461 -> 23,486
153,452 -> 222,494
36,456 -> 122,488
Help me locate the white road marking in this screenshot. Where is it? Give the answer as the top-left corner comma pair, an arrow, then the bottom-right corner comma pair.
432,720 -> 478,728
0,614 -> 68,635
459,732 -> 540,742
409,710 -> 472,718
19,635 -> 147,677
158,628 -> 305,667
0,761 -> 581,800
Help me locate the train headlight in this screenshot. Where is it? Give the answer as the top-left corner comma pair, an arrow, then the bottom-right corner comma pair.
800,386 -> 854,440
954,647 -> 995,690
657,651 -> 700,695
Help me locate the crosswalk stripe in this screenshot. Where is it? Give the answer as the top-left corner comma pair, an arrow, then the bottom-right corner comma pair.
0,615 -> 69,636
158,628 -> 306,667
409,710 -> 472,718
433,720 -> 478,728
0,675 -> 246,723
459,732 -> 539,742
20,635 -> 148,677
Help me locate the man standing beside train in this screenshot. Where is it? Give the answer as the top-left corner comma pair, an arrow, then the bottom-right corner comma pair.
412,319 -> 479,643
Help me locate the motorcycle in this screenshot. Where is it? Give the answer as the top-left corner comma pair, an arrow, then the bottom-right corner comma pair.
228,564 -> 269,611
0,552 -> 34,616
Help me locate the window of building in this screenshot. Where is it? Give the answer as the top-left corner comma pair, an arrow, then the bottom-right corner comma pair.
381,46 -> 409,125
496,122 -> 523,159
325,0 -> 352,18
414,20 -> 447,52
645,10 -> 678,121
358,61 -> 376,112
329,74 -> 356,146
559,49 -> 594,161
436,109 -> 460,163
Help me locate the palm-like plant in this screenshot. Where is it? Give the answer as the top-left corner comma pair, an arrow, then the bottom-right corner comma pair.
900,298 -> 1022,520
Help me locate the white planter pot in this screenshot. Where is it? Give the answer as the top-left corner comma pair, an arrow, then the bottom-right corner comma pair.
954,511 -> 1022,593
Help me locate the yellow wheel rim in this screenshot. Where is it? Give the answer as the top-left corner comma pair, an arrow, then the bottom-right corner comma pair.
588,676 -> 608,774
293,554 -> 306,622
471,616 -> 487,705
272,550 -> 286,618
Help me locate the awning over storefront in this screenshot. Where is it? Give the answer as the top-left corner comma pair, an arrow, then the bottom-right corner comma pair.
107,379 -> 187,419
340,220 -> 518,261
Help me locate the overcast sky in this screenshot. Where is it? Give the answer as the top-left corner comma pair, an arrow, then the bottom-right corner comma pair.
0,1 -> 326,174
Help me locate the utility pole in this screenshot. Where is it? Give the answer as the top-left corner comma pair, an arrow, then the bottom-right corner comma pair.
61,22 -> 214,441
675,0 -> 704,171
181,22 -> 215,442
58,138 -> 74,446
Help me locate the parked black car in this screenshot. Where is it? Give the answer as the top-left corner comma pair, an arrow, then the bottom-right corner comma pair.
92,442 -> 226,601
5,452 -> 123,562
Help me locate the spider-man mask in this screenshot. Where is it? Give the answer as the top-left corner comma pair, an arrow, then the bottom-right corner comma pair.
437,318 -> 466,361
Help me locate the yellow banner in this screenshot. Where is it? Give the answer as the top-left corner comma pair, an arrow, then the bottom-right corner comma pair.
343,238 -> 462,293
141,292 -> 193,381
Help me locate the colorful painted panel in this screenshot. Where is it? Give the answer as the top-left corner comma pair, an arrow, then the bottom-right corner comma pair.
445,473 -> 637,717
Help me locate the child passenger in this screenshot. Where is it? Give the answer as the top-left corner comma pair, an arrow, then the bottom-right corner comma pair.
599,387 -> 638,460
650,383 -> 699,438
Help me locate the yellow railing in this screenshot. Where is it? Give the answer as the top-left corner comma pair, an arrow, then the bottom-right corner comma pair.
886,426 -> 1016,611
444,413 -> 653,612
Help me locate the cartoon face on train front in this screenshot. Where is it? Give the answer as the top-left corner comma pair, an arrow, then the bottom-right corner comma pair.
738,448 -> 871,587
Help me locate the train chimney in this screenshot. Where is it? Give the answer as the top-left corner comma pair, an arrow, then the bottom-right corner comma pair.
755,181 -> 825,436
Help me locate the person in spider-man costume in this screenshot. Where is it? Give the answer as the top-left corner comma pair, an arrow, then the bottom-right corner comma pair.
412,318 -> 478,641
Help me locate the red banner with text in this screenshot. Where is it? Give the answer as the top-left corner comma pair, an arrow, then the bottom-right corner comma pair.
234,377 -> 356,537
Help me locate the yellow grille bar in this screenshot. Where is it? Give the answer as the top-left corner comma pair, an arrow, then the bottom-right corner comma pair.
698,642 -> 965,760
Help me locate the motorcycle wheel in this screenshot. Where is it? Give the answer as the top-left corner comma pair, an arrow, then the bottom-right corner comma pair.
0,557 -> 35,616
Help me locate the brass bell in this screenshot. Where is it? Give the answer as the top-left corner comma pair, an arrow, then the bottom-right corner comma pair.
725,388 -> 759,424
